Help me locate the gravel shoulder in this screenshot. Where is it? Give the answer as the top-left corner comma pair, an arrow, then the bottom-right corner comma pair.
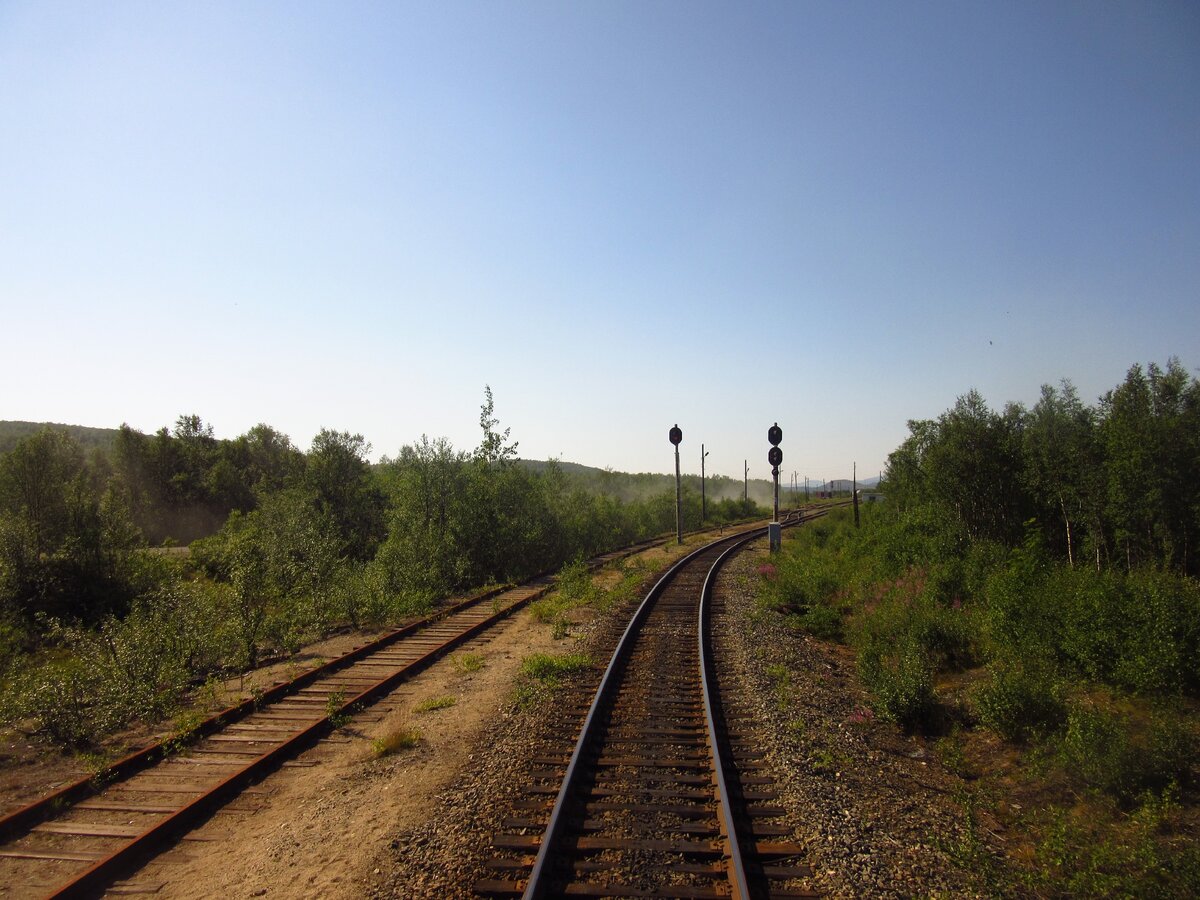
717,543 -> 981,898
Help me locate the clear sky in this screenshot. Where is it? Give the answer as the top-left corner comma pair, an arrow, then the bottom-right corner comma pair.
2,2 -> 1197,482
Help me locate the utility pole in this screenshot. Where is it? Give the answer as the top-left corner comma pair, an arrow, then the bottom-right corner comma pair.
669,425 -> 683,544
701,443 -> 709,525
853,461 -> 860,527
804,475 -> 809,502
743,459 -> 748,503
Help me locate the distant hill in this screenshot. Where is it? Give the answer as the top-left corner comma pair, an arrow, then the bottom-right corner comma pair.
0,420 -> 120,455
825,476 -> 882,492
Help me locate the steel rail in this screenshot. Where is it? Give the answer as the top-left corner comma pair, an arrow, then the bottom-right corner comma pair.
699,535 -> 761,900
520,527 -> 767,900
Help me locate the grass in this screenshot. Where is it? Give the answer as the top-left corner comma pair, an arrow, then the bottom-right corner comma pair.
413,695 -> 457,713
531,557 -> 648,637
515,651 -> 592,706
371,726 -> 422,757
452,651 -> 484,674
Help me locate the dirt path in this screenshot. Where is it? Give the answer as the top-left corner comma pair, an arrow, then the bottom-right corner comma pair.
108,607 -> 564,899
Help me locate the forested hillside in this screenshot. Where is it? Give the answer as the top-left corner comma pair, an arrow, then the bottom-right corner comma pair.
0,421 -> 118,456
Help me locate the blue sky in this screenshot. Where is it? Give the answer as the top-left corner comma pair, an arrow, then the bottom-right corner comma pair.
2,2 -> 1197,482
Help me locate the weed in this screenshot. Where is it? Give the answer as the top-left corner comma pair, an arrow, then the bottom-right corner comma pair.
414,695 -> 456,713
516,652 -> 591,706
79,750 -> 117,789
846,705 -> 875,727
520,652 -> 591,685
936,731 -> 973,778
765,663 -> 791,689
452,652 -> 484,674
326,689 -> 350,729
810,747 -> 836,775
936,789 -> 1000,890
372,726 -> 421,757
164,709 -> 206,755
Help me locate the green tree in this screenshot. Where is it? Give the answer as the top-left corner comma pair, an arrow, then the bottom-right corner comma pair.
192,487 -> 344,666
305,429 -> 386,560
230,423 -> 304,496
1099,360 -> 1200,573
1023,381 -> 1104,568
475,385 -> 519,464
0,429 -> 140,626
895,391 -> 1028,544
376,436 -> 472,600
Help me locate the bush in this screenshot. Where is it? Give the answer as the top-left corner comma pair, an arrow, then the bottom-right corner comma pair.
858,636 -> 934,729
1061,703 -> 1194,804
794,602 -> 845,642
986,564 -> 1200,696
975,663 -> 1065,741
5,656 -> 100,746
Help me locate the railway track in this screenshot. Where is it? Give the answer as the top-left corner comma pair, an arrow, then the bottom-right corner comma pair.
477,510 -> 833,898
0,530 -> 718,899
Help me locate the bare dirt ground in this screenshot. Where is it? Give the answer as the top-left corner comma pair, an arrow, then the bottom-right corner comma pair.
108,607 -> 566,898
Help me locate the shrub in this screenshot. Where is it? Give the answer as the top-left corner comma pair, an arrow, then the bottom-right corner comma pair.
985,564 -> 1200,696
975,663 -> 1065,741
794,602 -> 844,642
858,636 -> 934,729
6,656 -> 101,746
1061,703 -> 1194,804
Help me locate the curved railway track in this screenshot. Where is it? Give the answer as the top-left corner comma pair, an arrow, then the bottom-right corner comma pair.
0,530 -> 721,899
478,509 -> 833,899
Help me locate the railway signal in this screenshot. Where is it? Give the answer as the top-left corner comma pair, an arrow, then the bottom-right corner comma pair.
767,423 -> 783,552
669,424 -> 683,544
